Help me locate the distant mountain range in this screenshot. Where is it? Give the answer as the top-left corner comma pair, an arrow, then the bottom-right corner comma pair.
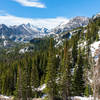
52,16 -> 89,34
0,16 -> 90,47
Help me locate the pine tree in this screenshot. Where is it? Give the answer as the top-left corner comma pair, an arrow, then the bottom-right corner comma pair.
84,84 -> 90,97
15,65 -> 23,100
73,48 -> 85,96
0,64 -> 2,94
21,60 -> 32,100
60,40 -> 71,100
72,35 -> 78,68
45,38 -> 57,100
31,59 -> 39,97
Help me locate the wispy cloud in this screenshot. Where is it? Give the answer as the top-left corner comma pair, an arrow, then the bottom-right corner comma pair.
0,10 -> 8,16
13,0 -> 46,8
0,12 -> 69,29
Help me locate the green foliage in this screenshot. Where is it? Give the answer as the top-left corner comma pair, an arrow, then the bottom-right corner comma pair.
72,49 -> 85,96
45,39 -> 58,100
84,84 -> 93,97
84,85 -> 90,97
59,40 -> 72,100
1,18 -> 100,99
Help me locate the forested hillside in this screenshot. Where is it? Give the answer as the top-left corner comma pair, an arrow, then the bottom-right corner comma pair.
0,15 -> 100,100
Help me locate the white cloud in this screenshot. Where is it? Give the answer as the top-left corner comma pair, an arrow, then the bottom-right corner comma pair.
13,0 -> 46,8
0,13 -> 69,29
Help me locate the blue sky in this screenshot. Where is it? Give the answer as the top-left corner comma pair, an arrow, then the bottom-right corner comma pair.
0,0 -> 100,18
0,0 -> 100,28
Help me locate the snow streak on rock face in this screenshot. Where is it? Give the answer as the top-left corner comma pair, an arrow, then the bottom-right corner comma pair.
3,40 -> 8,47
91,41 -> 100,63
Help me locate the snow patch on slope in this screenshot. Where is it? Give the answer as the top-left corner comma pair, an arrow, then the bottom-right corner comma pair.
3,40 -> 8,47
0,95 -> 13,100
19,47 -> 28,54
37,84 -> 46,91
2,34 -> 5,39
91,41 -> 100,65
91,41 -> 100,57
72,96 -> 93,100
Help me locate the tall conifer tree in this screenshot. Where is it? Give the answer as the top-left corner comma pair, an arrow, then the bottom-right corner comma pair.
61,40 -> 71,100
45,38 -> 57,100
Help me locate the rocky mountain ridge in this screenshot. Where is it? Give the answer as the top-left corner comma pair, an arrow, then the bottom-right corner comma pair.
0,15 -> 92,47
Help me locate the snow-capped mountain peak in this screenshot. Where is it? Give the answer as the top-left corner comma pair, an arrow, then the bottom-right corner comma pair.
0,16 -> 90,47
52,16 -> 89,34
